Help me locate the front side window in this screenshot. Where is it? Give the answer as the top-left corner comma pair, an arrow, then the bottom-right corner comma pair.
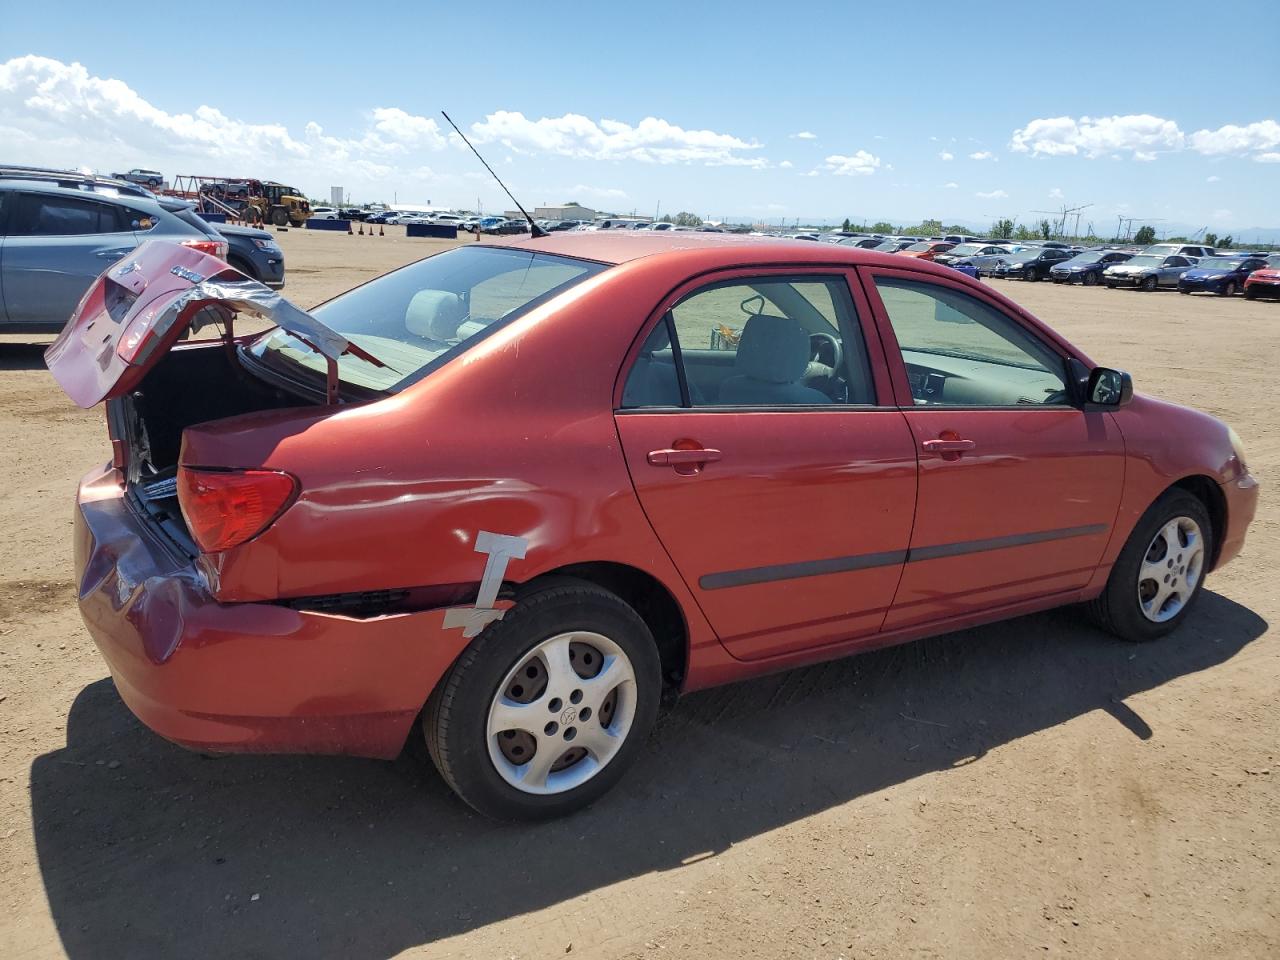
622,276 -> 876,408
873,277 -> 1069,407
250,246 -> 606,392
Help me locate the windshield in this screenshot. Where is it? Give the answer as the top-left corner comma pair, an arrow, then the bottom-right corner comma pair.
1005,249 -> 1041,263
946,243 -> 984,256
1125,256 -> 1163,267
249,246 -> 606,392
1196,258 -> 1243,270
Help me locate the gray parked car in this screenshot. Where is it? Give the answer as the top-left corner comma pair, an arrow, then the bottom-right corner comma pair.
932,242 -> 1021,274
0,169 -> 226,332
213,223 -> 285,289
1103,253 -> 1198,291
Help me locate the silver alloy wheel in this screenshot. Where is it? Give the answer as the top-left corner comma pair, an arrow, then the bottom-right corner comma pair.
1137,516 -> 1205,623
486,631 -> 638,795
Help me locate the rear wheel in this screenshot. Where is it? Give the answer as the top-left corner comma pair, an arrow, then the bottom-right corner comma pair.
425,580 -> 661,820
1142,275 -> 1158,292
1106,282 -> 1117,289
1220,281 -> 1236,297
1086,490 -> 1212,642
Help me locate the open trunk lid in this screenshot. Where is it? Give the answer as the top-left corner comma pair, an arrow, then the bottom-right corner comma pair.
45,240 -> 351,408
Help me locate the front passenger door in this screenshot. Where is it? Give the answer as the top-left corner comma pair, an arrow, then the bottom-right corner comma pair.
862,268 -> 1125,630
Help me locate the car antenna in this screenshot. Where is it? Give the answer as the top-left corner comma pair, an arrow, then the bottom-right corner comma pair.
441,111 -> 547,238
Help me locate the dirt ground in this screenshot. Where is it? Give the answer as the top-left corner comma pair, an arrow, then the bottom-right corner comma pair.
0,227 -> 1276,959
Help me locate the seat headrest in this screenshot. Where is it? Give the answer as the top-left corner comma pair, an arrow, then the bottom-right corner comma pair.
734,314 -> 811,383
405,289 -> 466,341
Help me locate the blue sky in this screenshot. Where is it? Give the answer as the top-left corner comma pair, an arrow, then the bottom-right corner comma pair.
3,1 -> 1277,235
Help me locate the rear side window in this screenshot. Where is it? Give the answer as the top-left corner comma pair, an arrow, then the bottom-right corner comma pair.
622,276 -> 876,408
8,193 -> 130,236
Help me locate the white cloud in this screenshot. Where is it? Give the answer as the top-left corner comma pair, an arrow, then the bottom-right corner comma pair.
1048,187 -> 1063,199
822,151 -> 882,176
938,151 -> 954,161
1134,151 -> 1156,162
469,110 -> 766,166
801,169 -> 821,177
559,184 -> 628,200
791,131 -> 817,140
943,182 -> 958,189
1189,120 -> 1280,156
779,160 -> 794,168
1010,114 -> 1185,159
1257,153 -> 1280,164
1212,208 -> 1233,221
0,54 -> 452,190
976,189 -> 1008,199
969,150 -> 996,161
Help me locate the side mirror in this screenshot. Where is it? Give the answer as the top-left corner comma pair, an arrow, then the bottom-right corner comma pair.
1087,367 -> 1133,407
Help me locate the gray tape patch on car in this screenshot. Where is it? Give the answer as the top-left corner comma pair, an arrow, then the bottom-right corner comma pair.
442,531 -> 528,637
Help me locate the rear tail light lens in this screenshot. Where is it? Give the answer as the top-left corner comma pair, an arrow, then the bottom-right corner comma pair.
177,468 -> 298,553
179,238 -> 229,260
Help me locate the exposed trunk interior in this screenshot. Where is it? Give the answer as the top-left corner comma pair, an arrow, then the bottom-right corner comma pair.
109,341 -> 318,553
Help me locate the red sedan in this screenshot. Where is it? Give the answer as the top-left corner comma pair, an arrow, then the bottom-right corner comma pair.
896,240 -> 955,261
1244,255 -> 1280,300
49,234 -> 1258,820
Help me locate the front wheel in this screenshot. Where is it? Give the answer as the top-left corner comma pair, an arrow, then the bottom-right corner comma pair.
271,208 -> 288,227
1245,287 -> 1257,300
1220,281 -> 1236,297
1086,490 -> 1212,642
425,580 -> 662,820
1142,275 -> 1158,292
1083,271 -> 1098,287
1024,267 -> 1038,282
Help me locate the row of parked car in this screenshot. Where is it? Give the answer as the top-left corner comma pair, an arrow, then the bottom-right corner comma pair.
0,165 -> 286,332
819,232 -> 1280,299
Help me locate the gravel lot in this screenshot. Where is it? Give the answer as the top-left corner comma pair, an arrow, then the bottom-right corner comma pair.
1,227 -> 1275,959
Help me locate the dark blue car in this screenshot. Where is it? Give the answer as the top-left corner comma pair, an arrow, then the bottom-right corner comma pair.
1178,255 -> 1268,297
1049,249 -> 1133,286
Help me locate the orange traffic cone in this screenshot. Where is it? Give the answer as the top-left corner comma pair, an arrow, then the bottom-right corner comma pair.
358,222 -> 364,235
379,225 -> 384,237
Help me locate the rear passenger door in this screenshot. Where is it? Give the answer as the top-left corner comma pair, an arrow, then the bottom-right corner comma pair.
0,192 -> 139,329
615,269 -> 919,660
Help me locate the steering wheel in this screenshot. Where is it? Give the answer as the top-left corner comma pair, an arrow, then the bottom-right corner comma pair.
808,332 -> 842,372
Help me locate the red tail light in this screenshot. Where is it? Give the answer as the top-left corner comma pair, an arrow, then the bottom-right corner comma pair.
180,238 -> 229,260
177,468 -> 298,553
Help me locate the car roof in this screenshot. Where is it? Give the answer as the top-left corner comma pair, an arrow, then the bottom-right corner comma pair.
479,229 -> 956,270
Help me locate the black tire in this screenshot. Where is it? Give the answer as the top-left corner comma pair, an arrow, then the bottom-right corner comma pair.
1220,281 -> 1236,297
1142,275 -> 1158,292
1245,287 -> 1257,300
1083,271 -> 1098,287
1105,282 -> 1117,289
1086,489 -> 1213,642
271,208 -> 288,227
1179,287 -> 1190,295
1024,267 -> 1038,282
424,579 -> 662,820
226,255 -> 258,281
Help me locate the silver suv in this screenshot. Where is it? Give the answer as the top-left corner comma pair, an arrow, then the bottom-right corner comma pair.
0,168 -> 226,332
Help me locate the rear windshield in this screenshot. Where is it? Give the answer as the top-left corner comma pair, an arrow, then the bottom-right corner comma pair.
249,246 -> 606,392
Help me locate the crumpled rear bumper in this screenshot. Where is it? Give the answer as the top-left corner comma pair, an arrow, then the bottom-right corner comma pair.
74,464 -> 470,759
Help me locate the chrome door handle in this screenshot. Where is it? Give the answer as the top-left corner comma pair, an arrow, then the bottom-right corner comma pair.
647,447 -> 722,467
921,438 -> 975,453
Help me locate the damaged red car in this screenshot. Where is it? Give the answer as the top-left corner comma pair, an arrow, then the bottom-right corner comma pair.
49,233 -> 1258,820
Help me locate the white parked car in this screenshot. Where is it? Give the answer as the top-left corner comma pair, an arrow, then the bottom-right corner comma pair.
309,206 -> 340,220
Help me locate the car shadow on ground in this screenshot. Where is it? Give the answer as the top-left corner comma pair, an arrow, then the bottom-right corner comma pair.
0,342 -> 51,371
31,592 -> 1265,960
